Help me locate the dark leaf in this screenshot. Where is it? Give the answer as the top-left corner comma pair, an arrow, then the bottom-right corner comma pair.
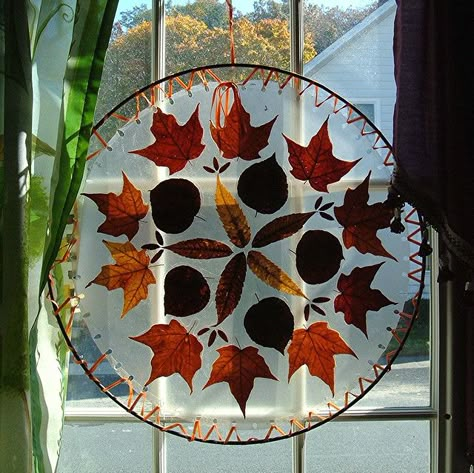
216,253 -> 247,324
150,249 -> 164,264
319,212 -> 334,221
312,297 -> 330,303
164,266 -> 210,317
244,297 -> 294,354
142,243 -> 160,250
203,165 -> 216,174
217,330 -> 228,342
208,330 -> 217,347
311,305 -> 326,316
296,231 -> 343,284
150,179 -> 201,234
252,211 -> 315,248
219,162 -> 231,173
155,231 -> 164,246
304,304 -> 310,321
213,157 -> 219,170
319,202 -> 334,211
165,238 -> 233,259
237,155 -> 288,214
197,327 -> 210,336
314,196 -> 323,210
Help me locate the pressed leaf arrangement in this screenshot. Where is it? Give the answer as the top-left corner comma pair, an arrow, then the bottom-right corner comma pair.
75,75 -> 418,429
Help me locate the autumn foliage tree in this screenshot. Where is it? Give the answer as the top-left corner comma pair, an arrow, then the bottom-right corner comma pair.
96,0 -> 376,119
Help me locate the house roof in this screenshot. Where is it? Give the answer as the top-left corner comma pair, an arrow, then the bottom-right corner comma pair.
303,0 -> 396,77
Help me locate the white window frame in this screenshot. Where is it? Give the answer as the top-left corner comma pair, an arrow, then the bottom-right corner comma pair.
63,1 -> 443,472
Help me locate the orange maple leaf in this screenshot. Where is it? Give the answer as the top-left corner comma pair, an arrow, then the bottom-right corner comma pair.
203,345 -> 277,417
210,90 -> 277,160
130,105 -> 205,174
87,241 -> 156,318
83,172 -> 148,240
130,320 -> 203,393
288,321 -> 356,395
284,118 -> 360,192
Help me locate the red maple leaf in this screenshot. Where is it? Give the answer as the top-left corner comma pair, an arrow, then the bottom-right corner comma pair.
130,319 -> 203,393
210,92 -> 277,160
203,345 -> 277,417
334,263 -> 395,337
83,172 -> 148,240
130,104 -> 205,174
288,321 -> 356,395
334,172 -> 395,259
284,118 -> 360,192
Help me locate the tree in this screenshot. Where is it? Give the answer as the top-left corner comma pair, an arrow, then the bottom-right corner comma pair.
97,14 -> 316,118
96,20 -> 152,121
249,0 -> 289,21
117,3 -> 151,29
167,0 -> 231,28
304,3 -> 377,52
97,0 -> 377,116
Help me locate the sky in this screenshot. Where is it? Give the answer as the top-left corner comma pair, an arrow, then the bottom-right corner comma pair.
116,0 -> 374,18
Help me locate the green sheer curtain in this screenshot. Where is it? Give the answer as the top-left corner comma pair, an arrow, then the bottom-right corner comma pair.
0,1 -> 117,472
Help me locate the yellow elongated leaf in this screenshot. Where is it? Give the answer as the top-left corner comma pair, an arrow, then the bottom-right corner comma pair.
247,250 -> 308,299
215,174 -> 251,248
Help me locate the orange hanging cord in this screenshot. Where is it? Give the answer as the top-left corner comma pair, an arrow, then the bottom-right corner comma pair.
225,0 -> 236,63
211,81 -> 239,127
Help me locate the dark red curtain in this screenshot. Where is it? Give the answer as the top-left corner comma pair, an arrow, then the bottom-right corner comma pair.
392,0 -> 474,468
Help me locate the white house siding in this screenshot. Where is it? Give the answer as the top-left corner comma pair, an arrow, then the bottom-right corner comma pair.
303,1 -> 397,143
304,2 -> 427,299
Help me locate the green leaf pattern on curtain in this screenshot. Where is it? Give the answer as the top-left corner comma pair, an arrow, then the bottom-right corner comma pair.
1,1 -> 117,472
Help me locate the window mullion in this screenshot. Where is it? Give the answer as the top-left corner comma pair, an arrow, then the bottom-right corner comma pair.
153,429 -> 167,473
430,232 -> 440,473
290,0 -> 304,74
152,0 -> 166,81
292,433 -> 306,473
151,3 -> 166,473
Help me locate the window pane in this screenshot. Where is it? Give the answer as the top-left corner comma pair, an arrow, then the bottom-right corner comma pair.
67,0 -> 153,409
57,422 -> 152,472
166,431 -> 292,473
95,1 -> 153,122
356,295 -> 431,408
165,0 -> 294,74
305,420 -> 431,473
353,102 -> 375,122
303,0 -> 395,141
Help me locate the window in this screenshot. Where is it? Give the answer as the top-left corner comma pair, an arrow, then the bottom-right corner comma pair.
60,1 -> 439,472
